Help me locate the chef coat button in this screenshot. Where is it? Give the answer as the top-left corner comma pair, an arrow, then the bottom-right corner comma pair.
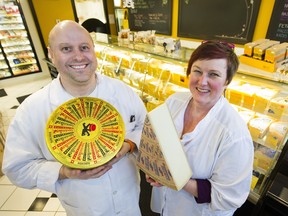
113,191 -> 117,195
116,211 -> 121,214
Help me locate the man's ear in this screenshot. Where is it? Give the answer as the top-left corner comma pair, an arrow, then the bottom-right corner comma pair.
47,47 -> 52,59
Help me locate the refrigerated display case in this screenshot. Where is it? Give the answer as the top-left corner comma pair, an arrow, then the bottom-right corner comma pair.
89,35 -> 288,205
0,0 -> 41,79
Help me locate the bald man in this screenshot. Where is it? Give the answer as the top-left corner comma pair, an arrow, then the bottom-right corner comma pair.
3,20 -> 147,216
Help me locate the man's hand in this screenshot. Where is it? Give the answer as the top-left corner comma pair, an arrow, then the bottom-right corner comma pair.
59,164 -> 112,180
58,141 -> 133,180
106,140 -> 131,166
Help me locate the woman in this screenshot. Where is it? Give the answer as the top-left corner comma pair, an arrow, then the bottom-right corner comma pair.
147,41 -> 254,216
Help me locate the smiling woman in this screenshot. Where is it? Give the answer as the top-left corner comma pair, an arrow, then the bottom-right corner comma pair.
148,40 -> 254,216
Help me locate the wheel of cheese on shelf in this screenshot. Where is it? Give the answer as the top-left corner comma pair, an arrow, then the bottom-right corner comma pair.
45,97 -> 125,169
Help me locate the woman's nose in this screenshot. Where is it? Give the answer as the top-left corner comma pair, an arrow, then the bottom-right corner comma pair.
198,74 -> 208,85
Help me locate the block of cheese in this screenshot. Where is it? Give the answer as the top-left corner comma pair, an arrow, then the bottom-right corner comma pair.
254,145 -> 276,171
248,116 -> 274,140
129,71 -> 145,88
265,121 -> 288,149
244,39 -> 270,57
159,83 -> 189,101
253,40 -> 280,60
238,110 -> 256,125
146,98 -> 164,112
147,59 -> 162,76
138,75 -> 155,93
226,83 -> 243,106
227,83 -> 259,109
267,97 -> 288,120
147,80 -> 161,98
253,88 -> 279,114
169,64 -> 188,87
136,58 -> 150,73
240,83 -> 259,110
130,53 -> 146,71
158,63 -> 173,82
265,42 -> 288,63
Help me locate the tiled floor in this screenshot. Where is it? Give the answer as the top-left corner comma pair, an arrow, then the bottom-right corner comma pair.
0,73 -> 67,216
0,175 -> 66,216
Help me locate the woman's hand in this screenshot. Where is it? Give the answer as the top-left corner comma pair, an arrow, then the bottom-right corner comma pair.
146,174 -> 163,187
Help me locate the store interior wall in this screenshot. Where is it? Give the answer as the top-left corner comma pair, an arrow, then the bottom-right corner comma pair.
29,0 -> 76,50
107,0 -> 117,35
169,0 -> 275,45
26,0 -> 277,57
109,0 -> 276,46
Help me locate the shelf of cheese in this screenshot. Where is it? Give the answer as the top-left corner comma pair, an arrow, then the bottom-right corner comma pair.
226,79 -> 288,196
94,41 -> 288,201
95,44 -> 189,111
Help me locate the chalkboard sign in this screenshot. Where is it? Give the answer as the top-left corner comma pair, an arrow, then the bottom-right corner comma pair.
128,0 -> 172,35
266,0 -> 288,42
178,0 -> 261,44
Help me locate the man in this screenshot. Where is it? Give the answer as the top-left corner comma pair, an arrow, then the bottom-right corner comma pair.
2,20 -> 147,216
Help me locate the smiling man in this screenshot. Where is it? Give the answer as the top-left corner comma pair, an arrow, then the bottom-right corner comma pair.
3,20 -> 147,216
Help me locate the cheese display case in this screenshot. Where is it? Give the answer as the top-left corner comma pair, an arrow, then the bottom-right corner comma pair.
0,0 -> 41,79
91,35 -> 288,204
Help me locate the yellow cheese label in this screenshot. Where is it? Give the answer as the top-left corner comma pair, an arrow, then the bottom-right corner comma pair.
45,97 -> 125,169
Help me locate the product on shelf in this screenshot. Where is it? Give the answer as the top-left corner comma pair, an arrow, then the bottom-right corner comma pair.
226,81 -> 244,106
136,58 -> 150,73
241,83 -> 260,110
227,82 -> 260,109
159,83 -> 188,101
265,121 -> 288,149
147,58 -> 162,76
130,53 -> 145,70
241,39 -> 288,73
254,145 -> 277,171
248,116 -> 275,140
253,87 -> 279,113
238,110 -> 256,125
266,96 -> 288,120
158,63 -> 173,82
251,170 -> 263,190
169,64 -> 187,88
124,69 -> 145,89
265,42 -> 288,63
253,40 -> 280,60
146,98 -> 164,111
244,39 -> 269,57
